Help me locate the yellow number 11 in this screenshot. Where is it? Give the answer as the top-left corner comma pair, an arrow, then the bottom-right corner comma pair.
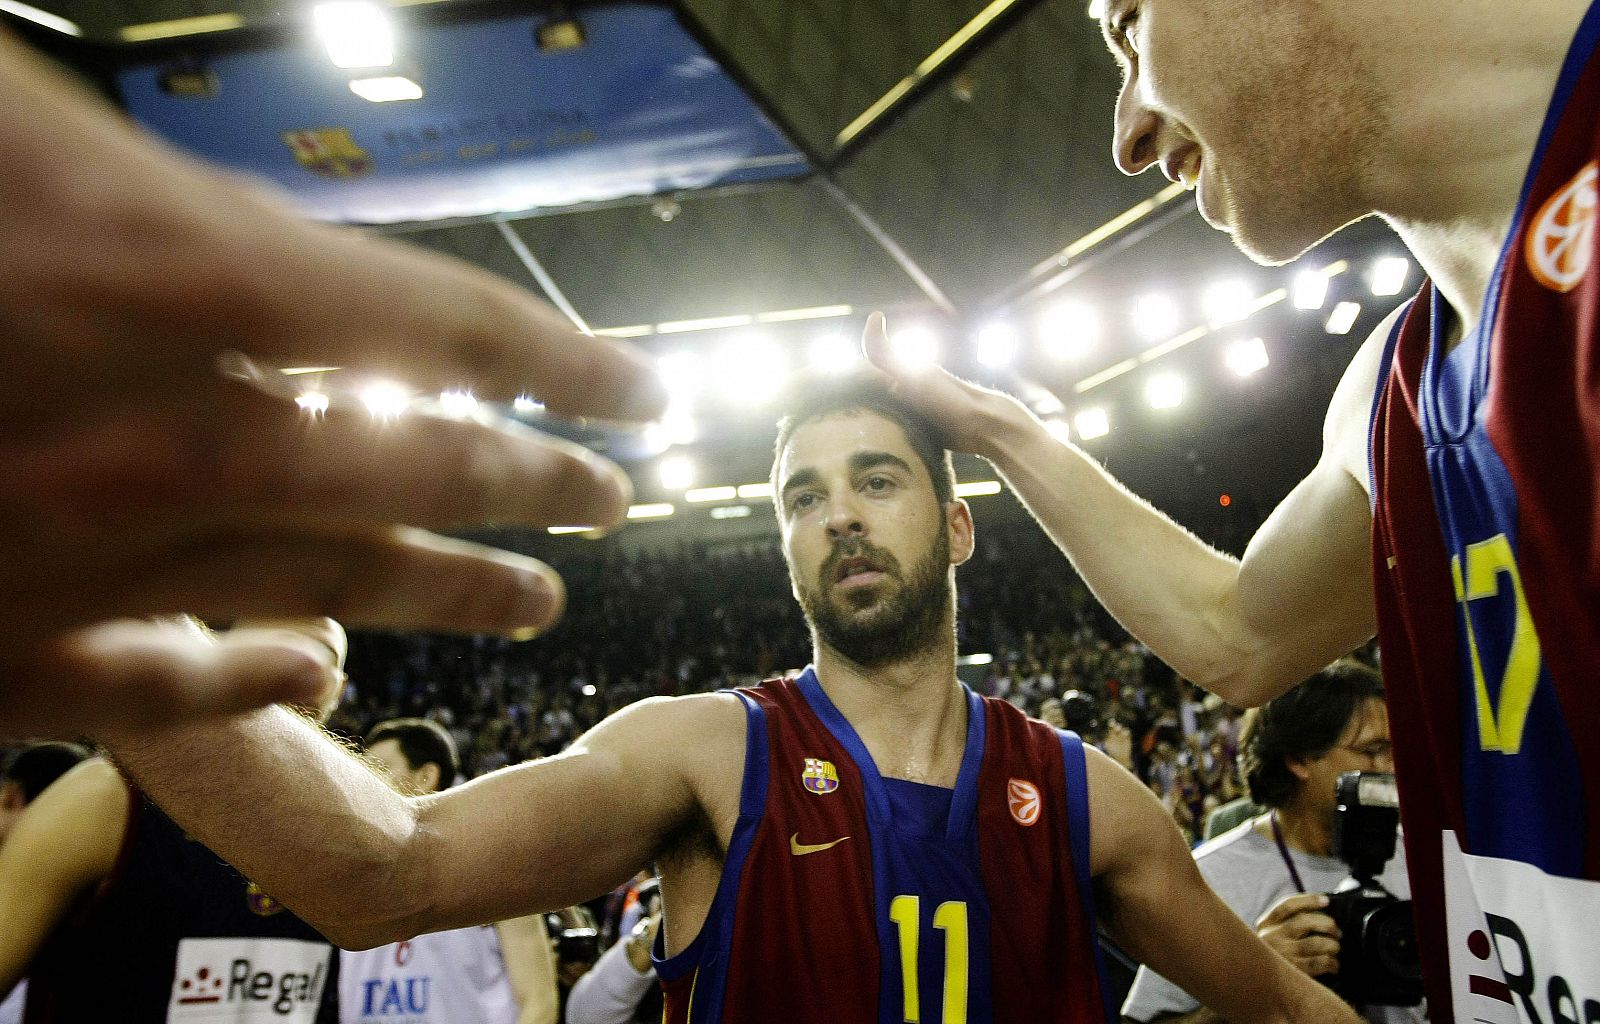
889,895 -> 969,1024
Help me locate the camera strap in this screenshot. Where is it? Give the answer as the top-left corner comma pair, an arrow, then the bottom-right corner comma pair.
1269,811 -> 1308,894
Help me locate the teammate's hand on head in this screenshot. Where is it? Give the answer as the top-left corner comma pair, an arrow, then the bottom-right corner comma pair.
0,28 -> 663,735
860,311 -> 1032,458
1254,892 -> 1342,979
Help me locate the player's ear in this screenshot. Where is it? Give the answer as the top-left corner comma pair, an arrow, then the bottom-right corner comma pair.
947,499 -> 975,566
419,763 -> 441,793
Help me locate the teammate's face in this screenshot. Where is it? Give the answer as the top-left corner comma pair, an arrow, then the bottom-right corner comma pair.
774,411 -> 973,667
1103,0 -> 1390,264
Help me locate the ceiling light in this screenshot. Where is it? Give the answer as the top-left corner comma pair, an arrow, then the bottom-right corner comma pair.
1326,302 -> 1362,335
1132,294 -> 1181,341
1074,408 -> 1110,440
1370,257 -> 1411,297
1225,337 -> 1270,377
348,77 -> 422,103
975,322 -> 1020,369
658,456 -> 694,491
313,1 -> 394,69
295,391 -> 329,415
716,335 -> 789,405
1201,280 -> 1253,327
711,504 -> 754,520
438,390 -> 478,418
737,483 -> 773,499
1292,271 -> 1330,310
889,326 -> 941,369
1145,373 -> 1186,410
0,0 -> 81,35
360,381 -> 409,419
686,486 -> 737,504
1043,419 -> 1074,444
513,395 -> 541,414
535,15 -> 586,52
1038,299 -> 1099,361
808,333 -> 859,373
954,480 -> 1002,497
626,503 -> 675,520
656,352 -> 704,402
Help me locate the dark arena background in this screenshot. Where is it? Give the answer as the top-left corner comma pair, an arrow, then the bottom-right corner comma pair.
2,0 -> 1413,1019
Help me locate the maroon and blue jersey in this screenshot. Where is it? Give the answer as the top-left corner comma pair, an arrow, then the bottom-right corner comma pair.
654,667 -> 1111,1023
1369,3 -> 1600,1020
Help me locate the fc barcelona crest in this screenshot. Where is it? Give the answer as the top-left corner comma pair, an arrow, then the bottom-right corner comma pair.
282,127 -> 374,179
801,758 -> 839,795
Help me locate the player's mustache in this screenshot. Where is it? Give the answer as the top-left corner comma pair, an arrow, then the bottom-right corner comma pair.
819,539 -> 901,587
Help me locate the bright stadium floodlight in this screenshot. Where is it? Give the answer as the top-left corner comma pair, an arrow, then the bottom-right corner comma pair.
808,332 -> 859,374
975,322 -> 1020,369
710,504 -> 753,520
295,391 -> 329,415
1225,337 -> 1270,378
438,389 -> 478,418
1074,408 -> 1110,440
0,1 -> 82,35
581,683 -> 597,696
717,335 -> 789,405
1292,271 -> 1330,310
360,381 -> 410,419
1132,294 -> 1181,341
313,1 -> 394,68
348,76 -> 422,103
1038,299 -> 1100,361
1145,373 -> 1186,410
1043,419 -> 1074,444
626,503 -> 675,520
1370,257 -> 1411,297
890,325 -> 941,369
512,394 -> 541,414
1326,301 -> 1363,335
658,455 -> 694,491
1202,280 -> 1254,327
737,483 -> 773,500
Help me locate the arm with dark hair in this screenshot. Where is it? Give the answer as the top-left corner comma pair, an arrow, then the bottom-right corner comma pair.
864,311 -> 1394,707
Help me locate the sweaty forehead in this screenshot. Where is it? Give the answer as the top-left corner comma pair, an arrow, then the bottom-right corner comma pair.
775,409 -> 921,484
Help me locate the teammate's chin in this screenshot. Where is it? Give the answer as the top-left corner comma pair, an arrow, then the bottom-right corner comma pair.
1205,166 -> 1356,268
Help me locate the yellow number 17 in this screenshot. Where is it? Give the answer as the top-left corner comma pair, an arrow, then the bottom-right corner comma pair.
889,895 -> 968,1024
1450,533 -> 1542,755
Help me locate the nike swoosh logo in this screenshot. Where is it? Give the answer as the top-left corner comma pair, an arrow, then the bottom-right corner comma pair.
790,832 -> 851,856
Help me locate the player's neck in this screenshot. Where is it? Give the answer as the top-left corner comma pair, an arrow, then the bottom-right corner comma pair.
813,638 -> 967,788
1372,0 -> 1588,339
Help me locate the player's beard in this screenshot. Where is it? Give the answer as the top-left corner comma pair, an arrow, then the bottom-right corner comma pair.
799,527 -> 952,668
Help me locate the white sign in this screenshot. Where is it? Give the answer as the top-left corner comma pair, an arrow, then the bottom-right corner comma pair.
169,937 -> 332,1022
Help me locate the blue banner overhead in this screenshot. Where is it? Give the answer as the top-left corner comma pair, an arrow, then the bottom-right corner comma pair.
117,4 -> 811,224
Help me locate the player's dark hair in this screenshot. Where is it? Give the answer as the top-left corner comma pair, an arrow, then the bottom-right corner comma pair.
366,718 -> 460,789
2,742 -> 92,803
1238,660 -> 1385,808
771,372 -> 956,509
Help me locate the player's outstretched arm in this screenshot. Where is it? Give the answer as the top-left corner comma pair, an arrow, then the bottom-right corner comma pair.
865,311 -> 1394,706
1084,747 -> 1360,1024
102,690 -> 742,951
0,27 -> 665,740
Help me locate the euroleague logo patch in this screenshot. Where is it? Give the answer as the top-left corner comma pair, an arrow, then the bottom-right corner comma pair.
1526,161 -> 1597,293
1007,778 -> 1041,826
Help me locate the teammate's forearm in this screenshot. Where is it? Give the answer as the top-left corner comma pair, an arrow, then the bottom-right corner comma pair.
976,402 -> 1264,696
103,707 -> 424,948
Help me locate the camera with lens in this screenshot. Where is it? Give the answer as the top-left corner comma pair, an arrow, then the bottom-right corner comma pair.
1323,771 -> 1424,1008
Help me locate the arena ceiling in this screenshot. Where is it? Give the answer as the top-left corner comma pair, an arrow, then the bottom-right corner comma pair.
12,0 -> 1408,543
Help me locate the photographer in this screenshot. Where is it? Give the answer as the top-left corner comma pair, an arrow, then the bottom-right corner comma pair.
565,879 -> 662,1024
1122,662 -> 1422,1024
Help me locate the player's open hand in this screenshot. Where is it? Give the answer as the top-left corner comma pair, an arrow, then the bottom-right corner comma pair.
0,30 -> 664,738
1255,892 -> 1342,980
859,311 -> 1031,458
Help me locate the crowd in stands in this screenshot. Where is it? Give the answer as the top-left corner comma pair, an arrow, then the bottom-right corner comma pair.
332,522 -> 1308,845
